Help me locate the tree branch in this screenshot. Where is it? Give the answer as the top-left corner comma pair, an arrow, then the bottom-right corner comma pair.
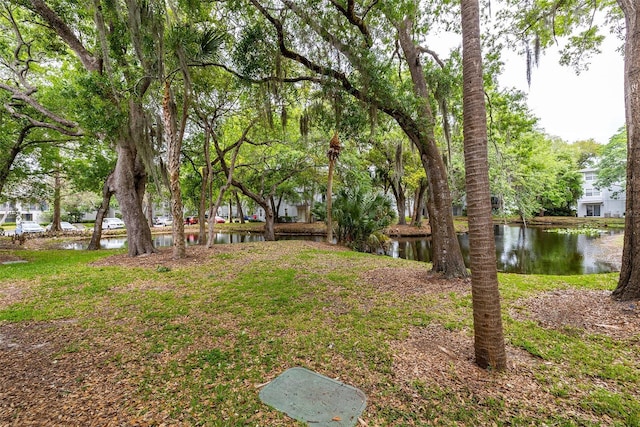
193,62 -> 323,84
328,0 -> 373,47
0,83 -> 79,129
249,1 -> 425,145
28,0 -> 101,73
3,103 -> 82,137
417,46 -> 446,69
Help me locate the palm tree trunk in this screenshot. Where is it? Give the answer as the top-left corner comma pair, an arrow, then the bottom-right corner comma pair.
327,159 -> 335,243
461,0 -> 507,370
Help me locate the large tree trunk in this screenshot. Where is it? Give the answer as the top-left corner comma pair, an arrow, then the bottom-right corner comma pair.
28,0 -> 154,257
113,102 -> 155,257
264,204 -> 276,240
461,0 -> 507,370
613,1 -> 640,301
398,19 -> 468,279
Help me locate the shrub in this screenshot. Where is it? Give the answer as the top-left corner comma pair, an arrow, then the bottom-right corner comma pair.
332,186 -> 396,252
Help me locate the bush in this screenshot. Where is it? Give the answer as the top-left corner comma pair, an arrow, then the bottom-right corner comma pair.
332,186 -> 396,252
311,201 -> 327,222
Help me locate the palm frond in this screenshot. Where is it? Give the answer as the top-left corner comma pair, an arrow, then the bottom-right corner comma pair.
197,27 -> 225,61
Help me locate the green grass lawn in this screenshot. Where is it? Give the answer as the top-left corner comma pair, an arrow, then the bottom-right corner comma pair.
0,241 -> 637,426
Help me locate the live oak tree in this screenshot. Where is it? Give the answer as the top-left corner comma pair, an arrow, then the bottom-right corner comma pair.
190,74 -> 244,245
222,123 -> 312,241
246,0 -> 468,278
24,0 -> 158,256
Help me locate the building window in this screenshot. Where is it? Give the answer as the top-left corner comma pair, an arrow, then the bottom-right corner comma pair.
585,189 -> 601,197
586,204 -> 601,217
585,172 -> 596,181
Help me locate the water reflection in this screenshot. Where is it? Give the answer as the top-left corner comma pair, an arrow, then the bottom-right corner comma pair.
390,225 -> 621,275
63,232 -> 322,250
66,225 -> 621,275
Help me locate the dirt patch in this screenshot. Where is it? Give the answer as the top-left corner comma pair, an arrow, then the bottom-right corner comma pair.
511,289 -> 640,339
361,267 -> 470,296
0,280 -> 34,309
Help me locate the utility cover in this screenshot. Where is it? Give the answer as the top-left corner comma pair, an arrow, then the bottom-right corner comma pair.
259,367 -> 366,426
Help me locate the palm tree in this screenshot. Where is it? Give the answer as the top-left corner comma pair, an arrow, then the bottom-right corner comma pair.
461,0 -> 507,370
326,131 -> 341,243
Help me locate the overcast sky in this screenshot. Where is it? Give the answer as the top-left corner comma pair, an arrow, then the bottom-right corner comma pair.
498,36 -> 625,145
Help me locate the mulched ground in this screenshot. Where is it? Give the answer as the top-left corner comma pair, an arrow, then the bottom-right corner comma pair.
1,230 -> 639,425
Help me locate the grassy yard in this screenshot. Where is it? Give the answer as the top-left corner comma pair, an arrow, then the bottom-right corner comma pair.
0,240 -> 638,426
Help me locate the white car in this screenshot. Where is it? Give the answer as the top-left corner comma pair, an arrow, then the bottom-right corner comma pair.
154,216 -> 173,226
102,217 -> 125,230
45,221 -> 78,232
20,221 -> 45,233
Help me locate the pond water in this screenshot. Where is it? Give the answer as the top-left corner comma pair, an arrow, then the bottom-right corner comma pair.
390,225 -> 622,275
67,224 -> 622,275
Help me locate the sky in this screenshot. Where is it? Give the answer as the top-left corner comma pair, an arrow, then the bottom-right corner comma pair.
497,35 -> 625,145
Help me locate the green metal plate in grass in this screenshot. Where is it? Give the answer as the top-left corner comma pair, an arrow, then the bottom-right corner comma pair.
259,367 -> 366,426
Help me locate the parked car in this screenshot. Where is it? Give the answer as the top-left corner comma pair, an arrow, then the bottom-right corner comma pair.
184,216 -> 198,225
215,216 -> 226,223
154,216 -> 173,227
20,221 -> 45,233
102,217 -> 125,229
45,221 -> 77,232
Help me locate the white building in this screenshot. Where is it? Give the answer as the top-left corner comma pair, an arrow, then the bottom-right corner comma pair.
576,166 -> 626,217
0,201 -> 49,224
